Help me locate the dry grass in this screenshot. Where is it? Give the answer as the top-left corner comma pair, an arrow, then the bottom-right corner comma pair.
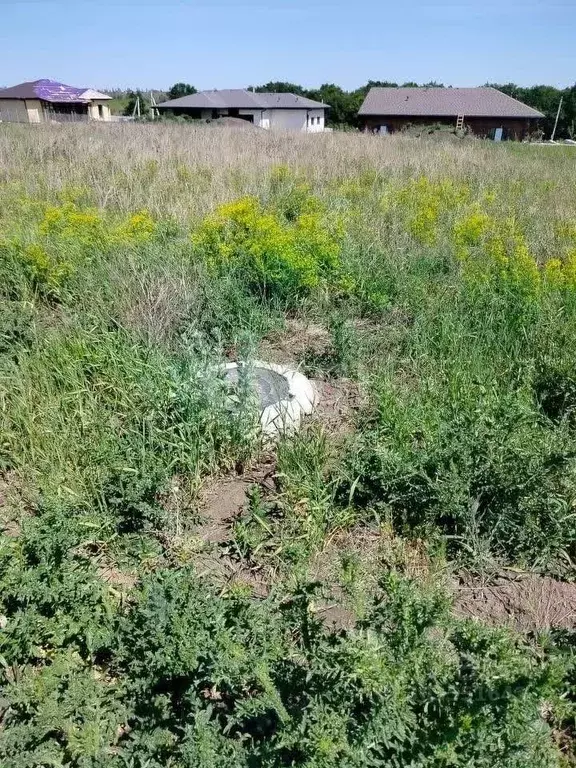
0,122 -> 573,221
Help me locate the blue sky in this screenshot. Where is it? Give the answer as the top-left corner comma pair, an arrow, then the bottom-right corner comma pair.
1,0 -> 574,91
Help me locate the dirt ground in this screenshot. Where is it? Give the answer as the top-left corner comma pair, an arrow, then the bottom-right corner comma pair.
453,571 -> 576,631
196,457 -> 276,541
0,470 -> 33,538
184,457 -> 277,596
313,538 -> 576,632
311,378 -> 364,436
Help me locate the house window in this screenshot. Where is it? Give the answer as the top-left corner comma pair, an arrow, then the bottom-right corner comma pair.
98,104 -> 104,119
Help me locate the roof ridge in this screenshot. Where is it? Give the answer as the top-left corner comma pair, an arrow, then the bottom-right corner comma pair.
358,85 -> 544,118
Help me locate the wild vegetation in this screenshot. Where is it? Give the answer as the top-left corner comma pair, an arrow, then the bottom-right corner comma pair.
1,122 -> 576,766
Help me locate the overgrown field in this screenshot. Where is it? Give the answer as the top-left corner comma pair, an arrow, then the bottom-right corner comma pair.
2,123 -> 576,766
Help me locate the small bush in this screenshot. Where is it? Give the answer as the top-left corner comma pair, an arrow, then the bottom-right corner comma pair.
1,199 -> 158,301
343,377 -> 576,568
535,356 -> 576,426
0,504 -> 115,667
191,196 -> 344,304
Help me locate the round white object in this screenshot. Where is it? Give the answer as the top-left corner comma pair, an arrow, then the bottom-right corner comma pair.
224,361 -> 318,436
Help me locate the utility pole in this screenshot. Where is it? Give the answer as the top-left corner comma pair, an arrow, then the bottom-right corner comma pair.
150,91 -> 158,120
551,96 -> 563,142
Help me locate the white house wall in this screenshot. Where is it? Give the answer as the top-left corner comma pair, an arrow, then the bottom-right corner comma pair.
269,108 -> 326,132
306,108 -> 325,133
195,106 -> 326,132
260,109 -> 270,129
269,109 -> 307,131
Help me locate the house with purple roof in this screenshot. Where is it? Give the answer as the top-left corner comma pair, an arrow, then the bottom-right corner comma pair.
0,80 -> 112,123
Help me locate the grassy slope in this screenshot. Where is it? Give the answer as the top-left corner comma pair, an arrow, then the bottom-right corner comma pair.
1,123 -> 576,766
106,95 -> 130,115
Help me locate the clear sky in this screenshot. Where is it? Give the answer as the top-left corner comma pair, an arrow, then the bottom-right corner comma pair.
1,0 -> 574,92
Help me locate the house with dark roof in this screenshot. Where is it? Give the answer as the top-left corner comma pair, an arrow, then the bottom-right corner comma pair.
358,87 -> 544,140
0,80 -> 112,123
156,89 -> 329,132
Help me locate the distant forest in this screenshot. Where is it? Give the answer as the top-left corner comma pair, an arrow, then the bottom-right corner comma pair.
106,80 -> 576,138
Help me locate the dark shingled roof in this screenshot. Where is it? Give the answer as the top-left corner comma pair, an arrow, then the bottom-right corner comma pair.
156,89 -> 328,110
358,87 -> 544,119
0,79 -> 95,103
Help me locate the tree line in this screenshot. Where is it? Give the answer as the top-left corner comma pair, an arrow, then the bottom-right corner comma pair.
111,80 -> 576,138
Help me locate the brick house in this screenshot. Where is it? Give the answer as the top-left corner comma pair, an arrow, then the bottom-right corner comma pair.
358,87 -> 544,140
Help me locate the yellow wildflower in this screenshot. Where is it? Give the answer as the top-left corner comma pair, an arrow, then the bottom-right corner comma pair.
543,258 -> 565,288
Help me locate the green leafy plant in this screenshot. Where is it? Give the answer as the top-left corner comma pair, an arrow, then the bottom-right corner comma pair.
191,196 -> 344,304
343,375 -> 576,569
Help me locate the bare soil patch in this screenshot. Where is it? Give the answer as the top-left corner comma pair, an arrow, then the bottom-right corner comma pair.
192,551 -> 270,598
453,571 -> 576,631
258,318 -> 331,367
97,565 -> 138,593
196,457 -> 277,544
196,476 -> 251,545
309,527 -> 432,629
179,457 -> 277,596
311,378 -> 364,437
0,470 -> 34,537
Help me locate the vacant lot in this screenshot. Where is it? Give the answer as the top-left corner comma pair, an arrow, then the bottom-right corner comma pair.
2,123 -> 576,766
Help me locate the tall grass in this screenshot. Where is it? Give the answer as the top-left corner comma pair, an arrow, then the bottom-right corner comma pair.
0,122 -> 573,219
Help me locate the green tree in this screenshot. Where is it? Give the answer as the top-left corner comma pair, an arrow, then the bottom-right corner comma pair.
307,83 -> 357,127
167,82 -> 197,100
252,81 -> 307,95
486,82 -> 571,138
123,90 -> 150,118
564,84 -> 576,138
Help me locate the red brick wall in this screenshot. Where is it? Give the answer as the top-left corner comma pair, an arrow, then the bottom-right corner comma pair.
361,115 -> 537,140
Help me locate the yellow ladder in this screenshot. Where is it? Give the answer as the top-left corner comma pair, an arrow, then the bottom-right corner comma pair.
456,114 -> 465,131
